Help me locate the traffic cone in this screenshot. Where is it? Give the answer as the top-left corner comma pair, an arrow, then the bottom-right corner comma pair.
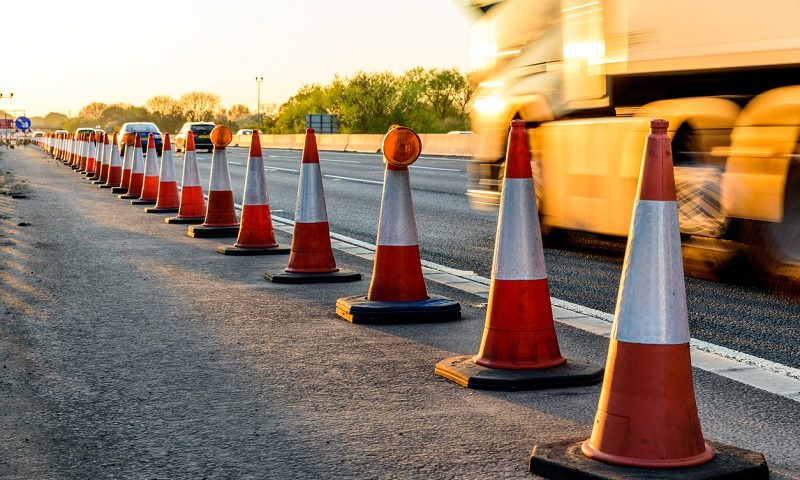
131,134 -> 159,205
111,134 -> 135,193
335,126 -> 460,324
101,133 -> 122,189
70,134 -> 79,167
165,131 -> 205,224
73,133 -> 84,170
266,128 -> 360,281
187,125 -> 240,238
79,133 -> 90,172
435,119 -> 603,390
83,133 -> 97,176
529,119 -> 769,479
94,133 -> 111,184
217,131 -> 289,255
117,134 -> 145,199
88,132 -> 104,180
145,133 -> 179,213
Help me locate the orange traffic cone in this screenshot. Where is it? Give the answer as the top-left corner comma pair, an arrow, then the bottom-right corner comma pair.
111,134 -> 136,193
188,125 -> 240,238
165,131 -> 205,224
216,131 -> 289,255
435,119 -> 602,390
336,126 -> 459,324
529,119 -> 768,479
83,133 -> 97,176
145,133 -> 179,214
101,133 -> 122,189
73,133 -> 85,170
93,133 -> 111,184
88,132 -> 104,180
118,134 -> 145,199
131,134 -> 159,205
266,128 -> 360,282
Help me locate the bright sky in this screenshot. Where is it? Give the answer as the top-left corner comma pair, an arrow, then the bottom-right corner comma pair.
3,0 -> 473,118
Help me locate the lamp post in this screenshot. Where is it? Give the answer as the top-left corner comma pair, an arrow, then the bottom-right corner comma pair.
255,76 -> 263,125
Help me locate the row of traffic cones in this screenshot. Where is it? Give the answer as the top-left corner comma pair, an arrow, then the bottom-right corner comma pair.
35,119 -> 767,479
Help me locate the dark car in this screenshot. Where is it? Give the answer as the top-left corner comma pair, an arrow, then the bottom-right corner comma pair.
119,122 -> 163,156
175,122 -> 216,153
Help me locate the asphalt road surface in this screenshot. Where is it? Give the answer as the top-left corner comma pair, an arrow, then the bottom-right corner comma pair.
178,146 -> 800,370
1,144 -> 798,478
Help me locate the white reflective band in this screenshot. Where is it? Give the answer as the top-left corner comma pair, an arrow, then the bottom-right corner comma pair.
143,146 -> 159,176
182,150 -> 201,186
242,156 -> 269,205
96,141 -> 105,166
209,149 -> 233,191
612,200 -> 690,345
376,168 -> 419,246
493,178 -> 547,280
109,143 -> 121,167
295,163 -> 328,223
159,149 -> 176,182
103,142 -> 112,165
121,144 -> 133,170
131,147 -> 145,173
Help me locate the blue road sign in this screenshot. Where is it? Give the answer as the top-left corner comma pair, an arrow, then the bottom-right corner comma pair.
15,116 -> 31,131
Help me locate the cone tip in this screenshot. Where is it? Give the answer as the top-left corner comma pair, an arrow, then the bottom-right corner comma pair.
504,119 -> 532,179
163,133 -> 171,151
134,134 -> 141,147
249,130 -> 262,158
302,128 -> 319,164
639,118 -> 676,201
186,131 -> 195,151
148,133 -> 155,148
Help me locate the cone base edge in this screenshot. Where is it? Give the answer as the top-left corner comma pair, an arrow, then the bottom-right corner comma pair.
335,295 -> 461,324
187,225 -> 240,238
164,216 -> 205,224
145,207 -> 179,214
266,269 -> 361,284
131,199 -> 157,205
216,245 -> 290,256
529,439 -> 768,480
435,355 -> 603,391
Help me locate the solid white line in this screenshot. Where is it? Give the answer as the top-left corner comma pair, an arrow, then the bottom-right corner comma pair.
268,155 -> 299,159
229,161 -> 243,166
264,166 -> 299,173
322,158 -> 360,164
324,174 -> 383,185
410,165 -> 461,172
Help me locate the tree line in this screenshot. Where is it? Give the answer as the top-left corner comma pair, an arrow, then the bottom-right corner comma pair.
26,68 -> 474,135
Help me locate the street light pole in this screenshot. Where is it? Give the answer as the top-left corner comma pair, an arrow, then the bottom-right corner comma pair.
255,76 -> 263,125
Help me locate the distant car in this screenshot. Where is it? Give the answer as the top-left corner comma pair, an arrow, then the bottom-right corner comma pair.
235,128 -> 262,135
32,131 -> 45,138
118,122 -> 163,156
175,122 -> 216,153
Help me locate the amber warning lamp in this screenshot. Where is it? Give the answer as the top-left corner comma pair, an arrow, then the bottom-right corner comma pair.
210,125 -> 232,148
382,125 -> 422,167
122,132 -> 135,146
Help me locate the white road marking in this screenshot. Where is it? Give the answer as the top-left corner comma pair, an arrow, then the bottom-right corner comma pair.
264,166 -> 299,173
410,165 -> 461,172
268,155 -> 299,159
322,158 -> 360,164
323,174 -> 383,185
229,161 -> 243,166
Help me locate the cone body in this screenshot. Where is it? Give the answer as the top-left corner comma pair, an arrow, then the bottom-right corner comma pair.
119,140 -> 134,189
105,136 -> 123,187
367,163 -> 427,302
202,147 -> 238,227
286,130 -> 337,273
85,136 -> 96,173
582,120 -> 713,468
99,136 -> 112,182
473,119 -> 565,369
90,134 -> 104,178
154,134 -> 179,209
125,139 -> 145,196
138,135 -> 160,201
234,132 -> 277,247
176,133 -> 206,219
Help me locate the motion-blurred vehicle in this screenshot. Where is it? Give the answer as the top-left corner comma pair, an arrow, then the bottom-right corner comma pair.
32,131 -> 45,138
464,0 -> 800,291
118,122 -> 163,156
235,128 -> 262,135
174,122 -> 215,153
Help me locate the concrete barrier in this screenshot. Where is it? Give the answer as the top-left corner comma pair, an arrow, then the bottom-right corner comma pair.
420,133 -> 477,157
269,134 -> 295,149
345,134 -> 383,153
232,133 -> 252,148
317,134 -> 349,152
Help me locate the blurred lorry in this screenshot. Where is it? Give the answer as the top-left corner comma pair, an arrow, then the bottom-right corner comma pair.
465,0 -> 800,286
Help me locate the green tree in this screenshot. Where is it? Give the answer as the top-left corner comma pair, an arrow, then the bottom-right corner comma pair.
78,102 -> 108,121
145,95 -> 185,133
179,91 -> 220,122
274,84 -> 330,133
43,112 -> 68,128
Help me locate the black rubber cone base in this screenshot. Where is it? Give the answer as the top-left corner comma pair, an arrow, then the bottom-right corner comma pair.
187,224 -> 240,238
145,206 -> 179,214
92,180 -> 105,185
99,184 -> 114,189
110,186 -> 128,194
435,355 -> 603,391
130,198 -> 156,205
530,439 -> 769,480
336,295 -> 460,324
165,216 -> 204,224
117,193 -> 139,200
216,244 -> 290,256
266,269 -> 361,284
